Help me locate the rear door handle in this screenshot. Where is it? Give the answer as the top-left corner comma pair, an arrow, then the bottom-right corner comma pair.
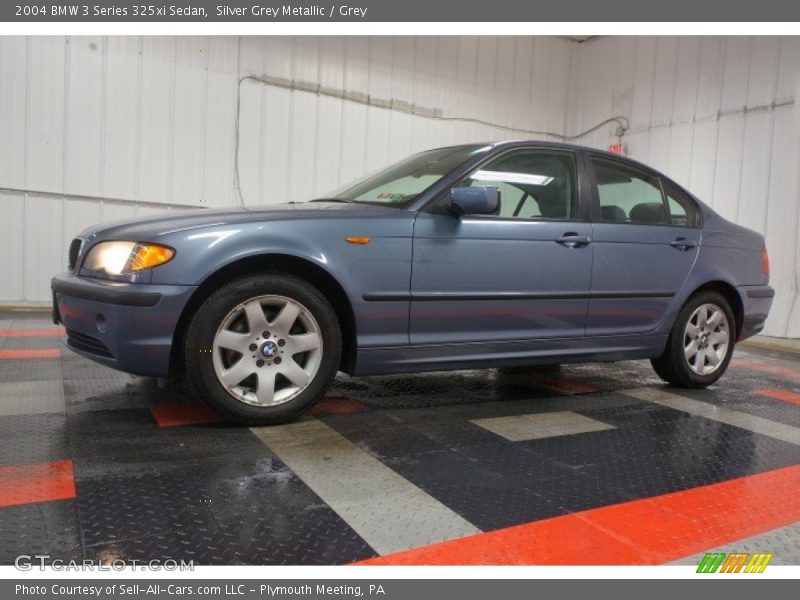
669,237 -> 697,251
555,233 -> 592,248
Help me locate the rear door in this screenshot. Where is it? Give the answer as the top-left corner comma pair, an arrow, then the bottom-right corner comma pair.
586,155 -> 701,336
409,147 -> 593,345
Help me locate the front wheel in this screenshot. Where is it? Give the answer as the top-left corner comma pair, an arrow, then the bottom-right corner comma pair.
184,274 -> 341,425
651,291 -> 735,388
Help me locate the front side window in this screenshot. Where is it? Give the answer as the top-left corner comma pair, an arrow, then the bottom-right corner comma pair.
325,144 -> 491,206
592,157 -> 668,225
461,150 -> 578,220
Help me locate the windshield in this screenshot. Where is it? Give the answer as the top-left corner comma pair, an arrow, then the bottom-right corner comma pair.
324,144 -> 492,206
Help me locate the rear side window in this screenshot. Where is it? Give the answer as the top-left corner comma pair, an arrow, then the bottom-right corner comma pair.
591,157 -> 668,225
463,150 -> 578,220
663,180 -> 700,228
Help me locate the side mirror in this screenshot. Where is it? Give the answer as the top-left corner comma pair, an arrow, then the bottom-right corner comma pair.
449,187 -> 500,216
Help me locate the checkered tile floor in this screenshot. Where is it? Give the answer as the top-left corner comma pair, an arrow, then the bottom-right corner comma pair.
1,311 -> 799,565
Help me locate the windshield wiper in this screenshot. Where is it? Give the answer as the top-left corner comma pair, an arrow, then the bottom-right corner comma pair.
309,198 -> 352,203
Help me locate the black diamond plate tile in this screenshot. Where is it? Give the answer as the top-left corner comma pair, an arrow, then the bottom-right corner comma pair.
0,413 -> 70,466
83,531 -> 242,565
340,370 -> 543,410
76,456 -> 376,565
196,457 -> 376,564
68,409 -> 269,479
77,469 -> 214,548
684,384 -> 800,428
61,354 -> 145,412
0,500 -> 82,564
0,358 -> 63,384
526,405 -> 800,500
328,410 -> 634,531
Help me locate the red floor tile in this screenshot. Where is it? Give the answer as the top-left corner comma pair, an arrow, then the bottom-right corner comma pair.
0,328 -> 64,338
149,403 -> 222,427
311,396 -> 368,416
355,464 -> 800,565
0,348 -> 61,360
536,379 -> 600,394
0,460 -> 76,508
755,388 -> 800,405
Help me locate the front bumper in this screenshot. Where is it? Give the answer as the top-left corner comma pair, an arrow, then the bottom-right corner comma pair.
52,272 -> 197,376
737,284 -> 775,341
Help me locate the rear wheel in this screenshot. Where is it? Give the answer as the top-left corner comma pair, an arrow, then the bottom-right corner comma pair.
184,274 -> 341,425
651,291 -> 735,388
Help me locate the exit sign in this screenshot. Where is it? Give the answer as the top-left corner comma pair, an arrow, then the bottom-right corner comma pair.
608,143 -> 625,155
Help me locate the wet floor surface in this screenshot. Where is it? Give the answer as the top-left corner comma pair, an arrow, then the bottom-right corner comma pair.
1,313 -> 798,565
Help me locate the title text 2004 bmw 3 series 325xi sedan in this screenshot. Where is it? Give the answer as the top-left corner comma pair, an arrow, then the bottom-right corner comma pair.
52,141 -> 774,424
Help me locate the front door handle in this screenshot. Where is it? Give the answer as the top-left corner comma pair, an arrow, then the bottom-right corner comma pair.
669,237 -> 697,251
556,233 -> 592,248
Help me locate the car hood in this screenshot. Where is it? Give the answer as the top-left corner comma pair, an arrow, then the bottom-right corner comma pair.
77,202 -> 398,241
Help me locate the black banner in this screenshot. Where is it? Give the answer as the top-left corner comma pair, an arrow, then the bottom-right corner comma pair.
5,579 -> 798,600
4,0 -> 800,22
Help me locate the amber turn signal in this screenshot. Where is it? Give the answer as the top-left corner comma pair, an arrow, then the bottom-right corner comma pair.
345,237 -> 371,245
129,244 -> 176,271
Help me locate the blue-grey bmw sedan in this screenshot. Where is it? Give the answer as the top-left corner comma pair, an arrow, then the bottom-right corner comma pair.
52,141 -> 774,424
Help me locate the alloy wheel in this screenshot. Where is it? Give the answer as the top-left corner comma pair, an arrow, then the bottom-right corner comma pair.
683,303 -> 730,376
211,295 -> 323,406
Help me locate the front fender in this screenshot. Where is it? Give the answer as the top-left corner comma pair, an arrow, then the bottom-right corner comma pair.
151,216 -> 415,348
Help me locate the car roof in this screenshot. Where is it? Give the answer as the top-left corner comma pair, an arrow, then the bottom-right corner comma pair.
429,139 -> 657,172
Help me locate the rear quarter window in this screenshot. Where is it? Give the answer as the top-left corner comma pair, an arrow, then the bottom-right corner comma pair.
662,180 -> 701,228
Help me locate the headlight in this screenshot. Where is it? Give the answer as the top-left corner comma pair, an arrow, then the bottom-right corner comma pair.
82,241 -> 175,275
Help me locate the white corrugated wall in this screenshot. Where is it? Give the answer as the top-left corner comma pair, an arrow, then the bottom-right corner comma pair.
0,35 -> 573,304
1,35 -> 798,339
566,36 -> 800,338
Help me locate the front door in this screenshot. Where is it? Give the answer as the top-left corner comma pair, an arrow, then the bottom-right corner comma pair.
410,148 -> 593,346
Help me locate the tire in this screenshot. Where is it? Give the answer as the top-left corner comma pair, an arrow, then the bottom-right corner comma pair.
651,291 -> 735,388
184,273 -> 341,425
